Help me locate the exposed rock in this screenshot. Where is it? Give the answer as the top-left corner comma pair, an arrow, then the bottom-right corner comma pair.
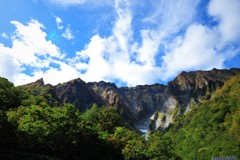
149,68 -> 240,131
87,81 -> 137,127
55,78 -> 104,112
24,78 -> 45,87
21,68 -> 240,133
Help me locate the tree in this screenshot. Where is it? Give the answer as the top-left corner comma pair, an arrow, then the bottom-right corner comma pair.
82,104 -> 123,133
146,131 -> 181,160
0,77 -> 21,109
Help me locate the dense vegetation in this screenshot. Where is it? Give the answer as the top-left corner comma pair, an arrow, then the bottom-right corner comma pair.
0,75 -> 239,159
166,74 -> 240,159
0,77 -> 178,159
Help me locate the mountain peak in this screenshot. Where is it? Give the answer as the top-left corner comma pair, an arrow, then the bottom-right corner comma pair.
23,78 -> 45,87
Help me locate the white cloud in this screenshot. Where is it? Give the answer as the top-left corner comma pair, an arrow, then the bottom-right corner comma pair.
135,0 -> 201,69
1,0 -> 240,87
46,0 -> 113,7
0,51 -> 21,81
1,33 -> 9,38
55,16 -> 63,30
48,0 -> 86,6
161,24 -> 224,79
208,0 -> 240,43
72,0 -> 240,86
72,0 -> 163,86
159,0 -> 240,80
0,19 -> 80,85
9,20 -> 63,66
71,0 -> 201,85
143,0 -> 200,30
62,26 -> 74,40
15,61 -> 80,85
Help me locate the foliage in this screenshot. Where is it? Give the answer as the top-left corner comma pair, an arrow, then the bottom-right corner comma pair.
82,104 -> 123,133
0,77 -> 21,109
18,84 -> 58,107
146,131 -> 181,160
7,104 -> 83,157
1,75 -> 240,159
167,74 -> 240,159
4,103 -> 125,159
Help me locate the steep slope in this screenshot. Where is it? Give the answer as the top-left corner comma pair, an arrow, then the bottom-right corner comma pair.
149,68 -> 240,131
19,68 -> 240,132
87,81 -> 166,131
166,74 -> 240,159
19,78 -> 59,107
55,78 -> 104,112
119,84 -> 166,132
87,81 -> 136,125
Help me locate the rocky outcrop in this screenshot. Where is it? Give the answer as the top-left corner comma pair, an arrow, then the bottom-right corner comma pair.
22,68 -> 240,133
55,78 -> 104,112
149,68 -> 240,131
87,82 -> 167,132
87,81 -> 136,125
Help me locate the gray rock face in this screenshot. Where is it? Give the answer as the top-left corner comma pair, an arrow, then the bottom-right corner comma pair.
149,68 -> 240,131
87,81 -> 136,125
55,78 -> 104,112
22,68 -> 240,132
87,82 -> 166,131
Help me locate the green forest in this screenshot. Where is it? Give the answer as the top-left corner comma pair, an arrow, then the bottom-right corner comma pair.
0,75 -> 240,160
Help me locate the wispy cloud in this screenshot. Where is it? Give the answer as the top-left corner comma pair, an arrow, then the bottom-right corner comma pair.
1,0 -> 239,86
46,0 -> 113,7
71,0 -> 202,85
72,0 -> 240,85
208,0 -> 240,43
1,33 -> 9,39
55,16 -> 63,30
47,0 -> 86,6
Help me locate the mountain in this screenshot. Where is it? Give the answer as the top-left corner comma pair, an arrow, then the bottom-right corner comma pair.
55,78 -> 104,112
149,68 -> 240,131
166,73 -> 240,159
1,68 -> 240,159
20,68 -> 240,132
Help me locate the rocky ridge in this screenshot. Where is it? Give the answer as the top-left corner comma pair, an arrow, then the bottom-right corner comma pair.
23,68 -> 240,132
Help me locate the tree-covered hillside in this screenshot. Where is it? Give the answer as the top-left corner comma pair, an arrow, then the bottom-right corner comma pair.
166,74 -> 240,159
0,74 -> 239,159
0,77 -> 177,159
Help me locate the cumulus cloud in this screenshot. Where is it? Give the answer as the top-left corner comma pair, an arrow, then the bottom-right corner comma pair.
15,61 -> 80,85
0,19 -> 80,85
1,0 -> 239,86
62,26 -> 74,40
70,0 -> 202,85
159,0 -> 240,80
72,0 -> 240,86
161,24 -> 224,79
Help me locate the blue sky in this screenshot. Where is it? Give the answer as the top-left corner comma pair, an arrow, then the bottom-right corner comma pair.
0,0 -> 240,86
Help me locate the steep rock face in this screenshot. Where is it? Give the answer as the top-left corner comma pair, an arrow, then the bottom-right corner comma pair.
119,84 -> 166,119
150,68 -> 240,131
119,84 -> 166,132
87,81 -> 137,126
21,68 -> 240,133
87,81 -> 167,131
55,78 -> 104,112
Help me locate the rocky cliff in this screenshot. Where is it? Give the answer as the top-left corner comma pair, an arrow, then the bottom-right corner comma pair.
22,68 -> 240,132
149,68 -> 240,131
